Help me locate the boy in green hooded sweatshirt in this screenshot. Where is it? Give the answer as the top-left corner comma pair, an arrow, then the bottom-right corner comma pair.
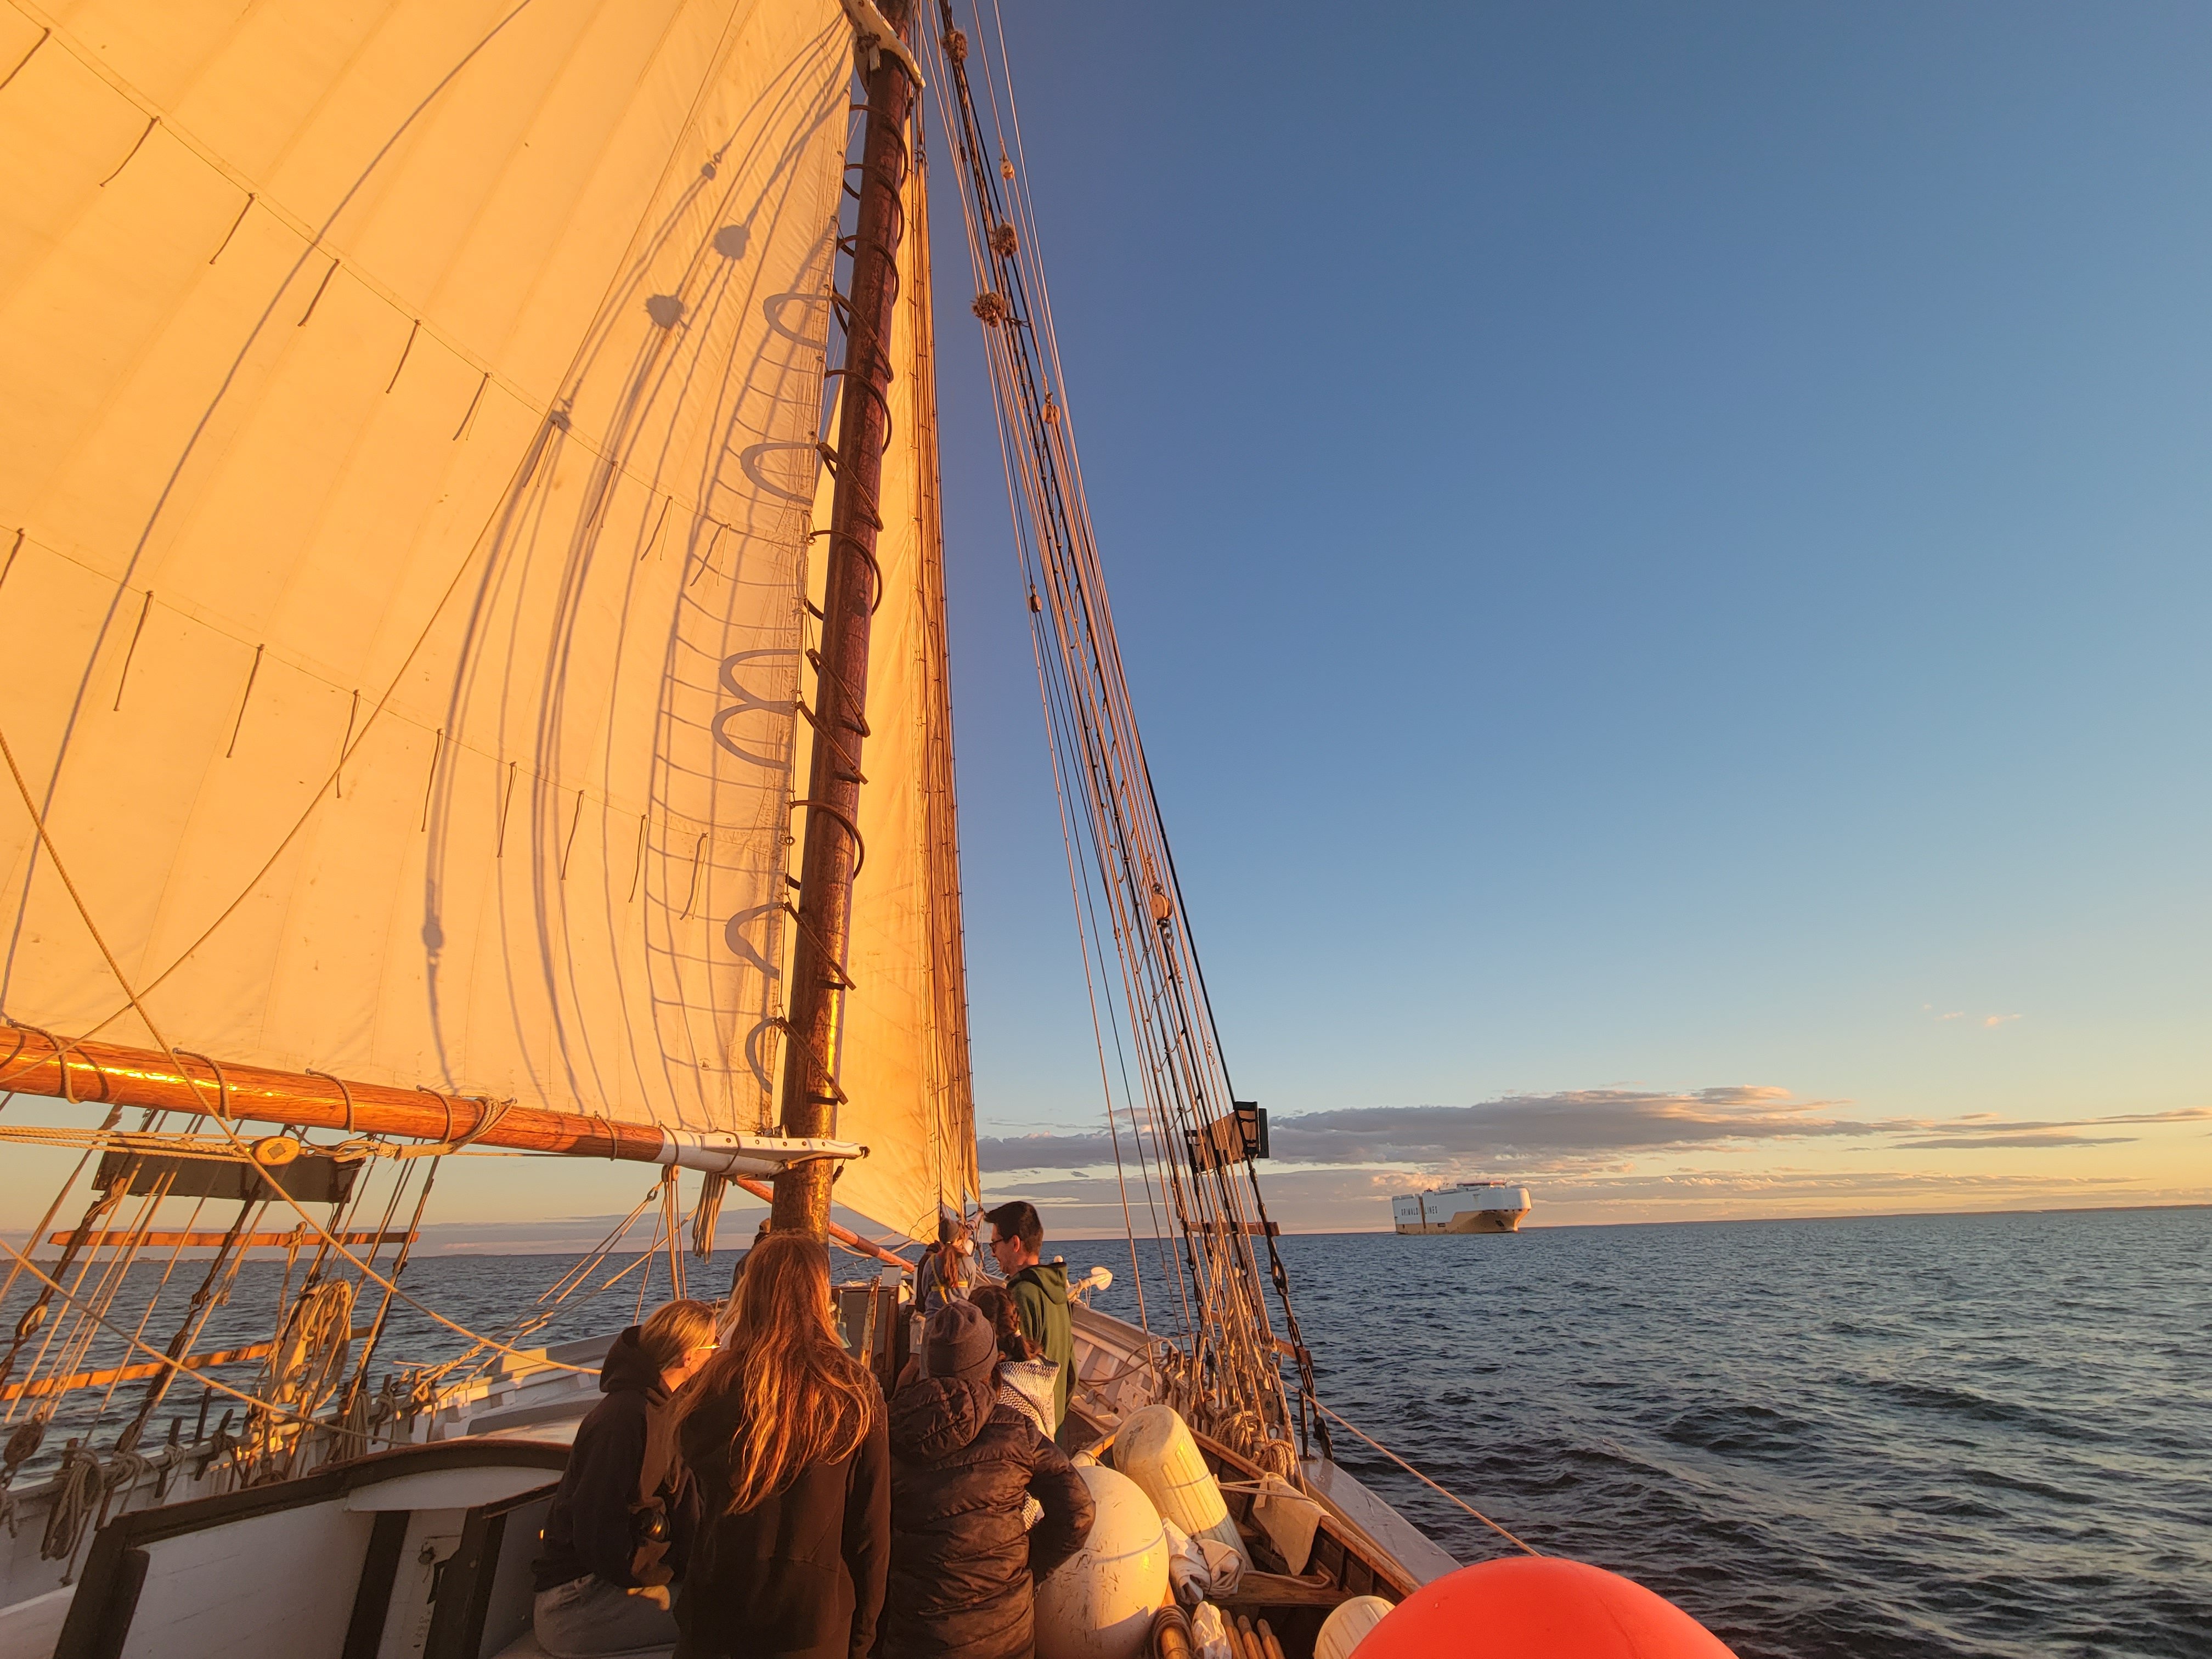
983,1200 -> 1073,1430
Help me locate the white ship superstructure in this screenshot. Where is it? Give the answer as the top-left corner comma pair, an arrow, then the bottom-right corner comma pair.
1393,1182 -> 1533,1234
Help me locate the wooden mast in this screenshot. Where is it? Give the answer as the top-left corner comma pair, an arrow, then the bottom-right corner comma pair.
772,0 -> 919,1238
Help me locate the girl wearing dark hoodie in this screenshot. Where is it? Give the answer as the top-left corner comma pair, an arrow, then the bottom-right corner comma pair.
675,1233 -> 890,1659
532,1298 -> 718,1657
882,1299 -> 1097,1659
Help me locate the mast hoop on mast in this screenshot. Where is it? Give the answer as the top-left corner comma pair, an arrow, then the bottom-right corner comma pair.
821,366 -> 896,447
829,530 -> 886,614
788,798 -> 866,879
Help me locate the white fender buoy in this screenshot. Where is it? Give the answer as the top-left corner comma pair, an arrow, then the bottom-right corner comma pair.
1314,1594 -> 1394,1659
1111,1404 -> 1251,1583
1036,1464 -> 1171,1659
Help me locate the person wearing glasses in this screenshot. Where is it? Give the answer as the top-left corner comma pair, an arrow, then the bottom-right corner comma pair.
982,1200 -> 1074,1432
532,1297 -> 718,1656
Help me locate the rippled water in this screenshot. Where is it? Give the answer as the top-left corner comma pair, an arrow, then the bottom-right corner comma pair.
7,1206 -> 2207,1655
1233,1208 -> 2212,1659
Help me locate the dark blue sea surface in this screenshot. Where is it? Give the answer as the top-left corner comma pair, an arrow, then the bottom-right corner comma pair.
1217,1209 -> 2211,1659
6,1207 -> 2207,1656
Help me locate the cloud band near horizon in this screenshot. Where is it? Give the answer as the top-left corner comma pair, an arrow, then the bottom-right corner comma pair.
974,1089 -> 2210,1175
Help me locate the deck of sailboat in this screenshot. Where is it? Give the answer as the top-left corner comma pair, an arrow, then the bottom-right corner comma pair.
9,1301 -> 1452,1659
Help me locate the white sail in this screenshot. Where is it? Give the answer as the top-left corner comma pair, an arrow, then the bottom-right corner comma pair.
790,150 -> 977,1240
0,0 -> 852,1130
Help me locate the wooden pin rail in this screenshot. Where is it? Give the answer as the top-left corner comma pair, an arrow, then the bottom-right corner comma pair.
0,1323 -> 381,1402
48,1229 -> 416,1251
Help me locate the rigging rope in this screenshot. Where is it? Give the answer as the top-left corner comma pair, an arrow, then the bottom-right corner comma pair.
1311,1398 -> 1541,1558
0,1240 -> 325,1431
0,722 -> 595,1378
38,1443 -> 100,1568
923,1 -> 1310,1463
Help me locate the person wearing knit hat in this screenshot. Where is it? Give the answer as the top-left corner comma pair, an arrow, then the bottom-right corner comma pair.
882,1301 -> 1095,1659
923,1300 -> 997,1385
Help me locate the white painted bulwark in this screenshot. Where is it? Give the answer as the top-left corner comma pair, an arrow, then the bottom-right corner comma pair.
120,1501 -> 374,1659
0,1585 -> 72,1659
343,1464 -> 561,1512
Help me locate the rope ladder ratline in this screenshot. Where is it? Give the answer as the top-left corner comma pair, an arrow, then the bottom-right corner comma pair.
0,1240 -> 330,1431
980,24 -> 1271,1404
937,18 -> 1273,1442
923,4 -> 1314,1471
951,61 -> 1205,1370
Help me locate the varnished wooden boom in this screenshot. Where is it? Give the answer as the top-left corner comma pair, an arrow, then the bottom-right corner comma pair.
0,1029 -> 857,1179
48,1230 -> 415,1250
0,1029 -> 659,1153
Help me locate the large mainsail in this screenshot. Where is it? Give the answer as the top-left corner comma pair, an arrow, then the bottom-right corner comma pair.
0,1 -> 865,1136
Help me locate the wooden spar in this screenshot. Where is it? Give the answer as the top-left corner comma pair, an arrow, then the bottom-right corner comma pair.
48,1230 -> 415,1250
0,1324 -> 381,1403
731,1176 -> 911,1272
0,1028 -> 858,1178
0,1028 -> 646,1150
774,0 -> 918,1238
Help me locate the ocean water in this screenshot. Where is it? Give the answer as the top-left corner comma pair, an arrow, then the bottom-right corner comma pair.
1220,1208 -> 2212,1659
6,1206 -> 2207,1656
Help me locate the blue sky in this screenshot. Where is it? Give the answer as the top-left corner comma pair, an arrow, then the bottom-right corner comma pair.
934,1 -> 2211,1227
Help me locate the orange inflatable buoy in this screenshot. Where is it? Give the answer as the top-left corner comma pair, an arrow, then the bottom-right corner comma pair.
1351,1558 -> 1735,1658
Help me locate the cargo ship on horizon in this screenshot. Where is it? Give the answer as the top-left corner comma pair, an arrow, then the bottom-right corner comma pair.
1393,1182 -> 1534,1234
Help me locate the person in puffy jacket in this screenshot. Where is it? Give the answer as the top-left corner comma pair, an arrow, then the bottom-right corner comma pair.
532,1298 -> 718,1657
882,1300 -> 1096,1659
676,1233 -> 889,1659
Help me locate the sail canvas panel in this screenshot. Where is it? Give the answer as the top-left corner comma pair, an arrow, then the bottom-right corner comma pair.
910,161 -> 981,1235
0,0 -> 851,1130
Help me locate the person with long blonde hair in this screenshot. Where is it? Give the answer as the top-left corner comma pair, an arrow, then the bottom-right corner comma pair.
532,1297 -> 718,1656
675,1232 -> 888,1659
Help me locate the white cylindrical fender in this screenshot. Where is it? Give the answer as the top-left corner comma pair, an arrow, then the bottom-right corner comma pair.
1111,1404 -> 1251,1582
1314,1594 -> 1395,1659
1035,1465 -> 1171,1659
